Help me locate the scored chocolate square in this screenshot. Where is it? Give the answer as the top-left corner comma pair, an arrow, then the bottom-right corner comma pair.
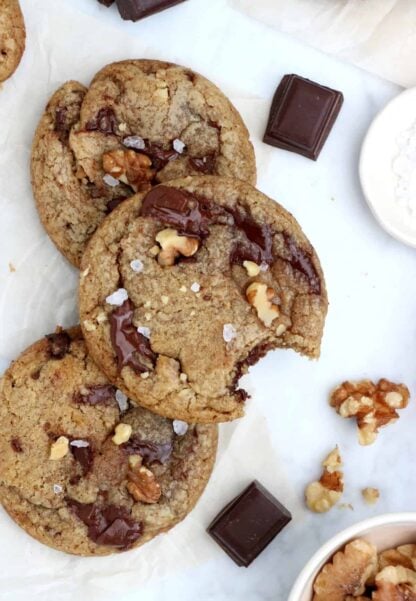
263,74 -> 343,160
207,481 -> 292,567
115,0 -> 187,21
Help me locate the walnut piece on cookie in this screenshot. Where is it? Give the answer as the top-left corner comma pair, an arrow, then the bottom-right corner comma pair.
313,539 -> 378,601
330,379 -> 410,445
305,446 -> 344,513
0,0 -> 25,83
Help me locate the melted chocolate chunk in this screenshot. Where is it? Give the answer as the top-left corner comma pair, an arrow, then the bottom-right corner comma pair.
189,153 -> 216,174
110,299 -> 157,374
106,196 -> 128,214
46,332 -> 71,359
70,443 -> 94,475
85,108 -> 118,135
283,233 -> 321,294
140,186 -> 229,239
123,437 -> 172,466
54,107 -> 69,142
98,0 -> 114,5
67,499 -> 143,548
229,209 -> 274,266
144,143 -> 179,171
73,385 -> 116,406
11,438 -> 23,453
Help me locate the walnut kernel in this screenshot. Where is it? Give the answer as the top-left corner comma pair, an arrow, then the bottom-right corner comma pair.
246,281 -> 280,327
306,446 -> 344,513
127,464 -> 161,504
155,228 -> 199,266
102,149 -> 154,192
49,436 -> 69,460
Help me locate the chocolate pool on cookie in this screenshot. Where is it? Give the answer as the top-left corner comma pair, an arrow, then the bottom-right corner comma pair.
0,328 -> 217,556
79,176 -> 328,423
31,59 -> 256,267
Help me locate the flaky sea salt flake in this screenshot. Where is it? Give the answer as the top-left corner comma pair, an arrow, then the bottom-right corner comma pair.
115,389 -> 129,412
106,288 -> 128,306
130,259 -> 144,273
103,174 -> 120,187
223,323 -> 237,343
173,139 -> 186,154
138,326 -> 151,339
173,420 -> 189,436
70,440 -> 90,448
123,135 -> 146,150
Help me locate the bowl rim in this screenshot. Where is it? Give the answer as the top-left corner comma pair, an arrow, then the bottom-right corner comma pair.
358,86 -> 416,249
288,512 -> 416,601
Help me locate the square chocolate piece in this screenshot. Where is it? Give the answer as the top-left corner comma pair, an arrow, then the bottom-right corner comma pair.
263,74 -> 343,160
115,0 -> 187,21
207,481 -> 292,567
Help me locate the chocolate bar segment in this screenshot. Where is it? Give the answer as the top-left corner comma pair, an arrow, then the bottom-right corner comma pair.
264,74 -> 343,160
115,0 -> 187,21
207,480 -> 292,567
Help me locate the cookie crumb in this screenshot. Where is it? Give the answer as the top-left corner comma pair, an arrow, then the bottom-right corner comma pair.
83,319 -> 96,332
179,285 -> 187,293
115,389 -> 129,412
338,503 -> 354,511
96,312 -> 107,324
8,262 -> 16,273
130,259 -> 144,273
161,296 -> 169,305
173,420 -> 188,436
362,487 -> 380,505
145,313 -> 152,321
141,372 -> 150,379
223,324 -> 237,343
137,326 -> 151,339
190,282 -> 201,293
49,436 -> 69,460
81,267 -> 90,279
106,288 -> 128,306
179,373 -> 188,383
112,423 -> 132,445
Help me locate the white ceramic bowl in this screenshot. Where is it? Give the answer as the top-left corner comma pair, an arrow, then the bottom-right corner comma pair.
288,513 -> 416,601
359,86 -> 416,248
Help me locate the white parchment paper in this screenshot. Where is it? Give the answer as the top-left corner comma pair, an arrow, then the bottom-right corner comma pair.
232,0 -> 416,88
0,1 -> 301,598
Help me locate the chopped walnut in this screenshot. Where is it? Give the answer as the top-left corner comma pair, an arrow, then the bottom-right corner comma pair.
112,423 -> 132,445
330,379 -> 410,446
243,260 -> 261,277
362,487 -> 380,506
127,464 -> 161,504
305,447 -> 344,513
155,228 -> 199,266
49,436 -> 70,460
374,566 -> 416,601
379,546 -> 416,571
246,281 -> 280,327
102,149 -> 154,192
313,539 -> 378,601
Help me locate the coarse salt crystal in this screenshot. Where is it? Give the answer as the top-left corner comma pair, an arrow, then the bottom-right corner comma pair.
53,484 -> 63,494
190,282 -> 201,293
106,288 -> 128,306
173,420 -> 189,436
260,262 -> 269,272
137,326 -> 151,339
223,323 -> 237,343
103,174 -> 120,187
70,440 -> 90,448
173,139 -> 186,154
115,389 -> 129,412
123,135 -> 146,150
130,259 -> 144,273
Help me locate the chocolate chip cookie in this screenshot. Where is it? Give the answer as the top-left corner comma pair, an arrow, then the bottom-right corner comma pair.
31,60 -> 256,267
79,176 -> 328,423
0,0 -> 25,83
0,327 -> 217,555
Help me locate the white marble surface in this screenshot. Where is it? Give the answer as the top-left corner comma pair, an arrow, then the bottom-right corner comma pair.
1,0 -> 415,600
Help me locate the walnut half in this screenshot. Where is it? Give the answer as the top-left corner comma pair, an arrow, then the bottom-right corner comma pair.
330,379 -> 410,446
102,149 -> 155,192
127,461 -> 161,504
305,446 -> 344,513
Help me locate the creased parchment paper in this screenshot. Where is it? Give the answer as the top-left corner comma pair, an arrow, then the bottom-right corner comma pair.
0,1 -> 302,599
232,0 -> 416,88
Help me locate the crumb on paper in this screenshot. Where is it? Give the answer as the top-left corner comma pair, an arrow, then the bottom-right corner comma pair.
362,487 -> 380,505
8,262 -> 16,273
338,503 -> 354,511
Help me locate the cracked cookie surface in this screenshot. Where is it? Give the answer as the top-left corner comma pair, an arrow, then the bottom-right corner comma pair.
31,59 -> 256,267
0,0 -> 25,83
0,328 -> 217,556
79,176 -> 328,423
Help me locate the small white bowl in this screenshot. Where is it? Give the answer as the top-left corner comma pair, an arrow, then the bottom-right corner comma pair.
359,86 -> 416,248
288,513 -> 416,601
